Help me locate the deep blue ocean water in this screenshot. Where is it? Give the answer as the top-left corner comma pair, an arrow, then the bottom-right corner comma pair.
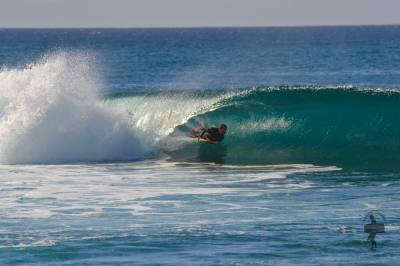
0,26 -> 399,265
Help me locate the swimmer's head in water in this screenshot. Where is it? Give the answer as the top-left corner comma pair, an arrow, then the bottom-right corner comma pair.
219,124 -> 227,135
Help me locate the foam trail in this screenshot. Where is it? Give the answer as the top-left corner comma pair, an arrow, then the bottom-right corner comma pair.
0,52 -> 143,164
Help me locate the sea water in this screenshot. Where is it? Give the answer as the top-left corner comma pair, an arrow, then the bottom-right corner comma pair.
0,27 -> 400,265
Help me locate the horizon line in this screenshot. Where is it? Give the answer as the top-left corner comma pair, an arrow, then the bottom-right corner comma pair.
1,23 -> 400,30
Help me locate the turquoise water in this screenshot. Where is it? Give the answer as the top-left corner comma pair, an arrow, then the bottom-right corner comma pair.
0,27 -> 400,265
107,87 -> 400,171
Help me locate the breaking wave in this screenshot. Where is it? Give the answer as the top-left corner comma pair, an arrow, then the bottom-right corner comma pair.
108,87 -> 400,171
1,52 -> 399,171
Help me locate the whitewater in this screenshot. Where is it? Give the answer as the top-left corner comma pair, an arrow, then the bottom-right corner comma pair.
1,27 -> 400,265
0,52 -> 145,164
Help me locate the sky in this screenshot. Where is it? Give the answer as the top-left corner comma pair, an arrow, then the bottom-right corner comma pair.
1,0 -> 400,28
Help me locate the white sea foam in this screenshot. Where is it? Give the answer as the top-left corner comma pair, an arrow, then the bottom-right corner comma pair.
0,52 -> 144,164
0,160 -> 343,248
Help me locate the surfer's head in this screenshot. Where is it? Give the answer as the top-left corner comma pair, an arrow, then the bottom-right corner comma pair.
219,124 -> 227,135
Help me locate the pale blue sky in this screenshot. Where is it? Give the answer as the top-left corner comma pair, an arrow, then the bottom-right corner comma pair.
1,0 -> 399,28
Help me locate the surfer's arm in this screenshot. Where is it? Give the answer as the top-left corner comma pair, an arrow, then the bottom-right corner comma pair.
197,137 -> 218,145
191,122 -> 205,135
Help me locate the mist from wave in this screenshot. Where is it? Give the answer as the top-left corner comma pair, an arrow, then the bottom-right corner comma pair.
0,52 -> 144,164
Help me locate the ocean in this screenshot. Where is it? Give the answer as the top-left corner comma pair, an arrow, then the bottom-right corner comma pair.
0,26 -> 399,265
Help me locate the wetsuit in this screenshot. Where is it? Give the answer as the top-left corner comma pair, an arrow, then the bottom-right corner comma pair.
200,127 -> 224,142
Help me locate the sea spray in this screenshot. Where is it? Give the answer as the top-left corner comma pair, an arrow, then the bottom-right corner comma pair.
0,52 -> 144,164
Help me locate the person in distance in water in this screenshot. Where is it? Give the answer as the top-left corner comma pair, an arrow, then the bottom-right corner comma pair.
191,122 -> 227,144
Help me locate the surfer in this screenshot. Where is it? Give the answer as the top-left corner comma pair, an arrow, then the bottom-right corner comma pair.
191,123 -> 227,144
367,214 -> 378,249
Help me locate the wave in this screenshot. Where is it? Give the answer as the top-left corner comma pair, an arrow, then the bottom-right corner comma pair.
1,52 -> 399,171
107,87 -> 400,171
0,52 -> 144,164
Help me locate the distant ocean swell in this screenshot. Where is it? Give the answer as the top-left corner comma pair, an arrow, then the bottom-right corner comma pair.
1,52 -> 399,170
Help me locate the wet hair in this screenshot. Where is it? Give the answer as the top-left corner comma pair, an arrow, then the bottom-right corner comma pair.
220,124 -> 227,130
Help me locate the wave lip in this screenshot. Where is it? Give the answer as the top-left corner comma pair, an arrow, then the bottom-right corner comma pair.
0,52 -> 144,164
